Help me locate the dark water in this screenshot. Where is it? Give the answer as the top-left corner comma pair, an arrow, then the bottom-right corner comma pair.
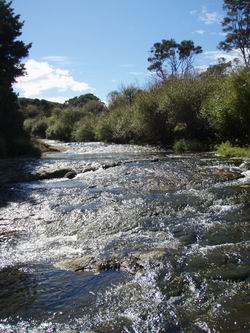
0,141 -> 249,332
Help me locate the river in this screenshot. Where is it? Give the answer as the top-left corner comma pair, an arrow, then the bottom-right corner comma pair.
0,141 -> 249,333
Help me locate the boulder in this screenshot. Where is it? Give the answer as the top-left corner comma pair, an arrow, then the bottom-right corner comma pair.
55,249 -> 167,274
32,168 -> 74,181
64,171 -> 77,179
212,169 -> 244,181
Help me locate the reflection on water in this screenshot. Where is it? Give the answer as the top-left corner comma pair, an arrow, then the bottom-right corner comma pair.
0,141 -> 249,332
0,265 -> 128,326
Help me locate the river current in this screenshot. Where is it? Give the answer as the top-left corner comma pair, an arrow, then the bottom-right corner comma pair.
0,141 -> 249,333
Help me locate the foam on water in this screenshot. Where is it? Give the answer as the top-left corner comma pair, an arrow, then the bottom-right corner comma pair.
0,142 -> 249,332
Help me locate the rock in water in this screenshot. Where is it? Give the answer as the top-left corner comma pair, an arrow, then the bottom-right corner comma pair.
64,171 -> 77,179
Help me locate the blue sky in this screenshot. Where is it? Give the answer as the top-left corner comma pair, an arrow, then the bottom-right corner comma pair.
13,0 -> 237,103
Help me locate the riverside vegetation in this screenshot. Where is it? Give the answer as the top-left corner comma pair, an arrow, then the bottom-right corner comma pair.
20,65 -> 250,156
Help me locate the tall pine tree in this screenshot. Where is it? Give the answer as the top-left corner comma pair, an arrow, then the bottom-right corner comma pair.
219,0 -> 250,67
0,0 -> 33,157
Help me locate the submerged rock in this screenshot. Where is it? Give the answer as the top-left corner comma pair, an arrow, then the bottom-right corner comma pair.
239,184 -> 250,189
32,168 -> 74,181
101,161 -> 122,169
0,230 -> 20,243
64,171 -> 77,179
212,169 -> 244,181
55,249 -> 167,274
55,255 -> 96,272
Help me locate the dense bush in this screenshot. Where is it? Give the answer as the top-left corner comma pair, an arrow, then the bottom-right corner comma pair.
216,141 -> 250,158
202,68 -> 250,144
173,139 -> 207,153
24,117 -> 48,137
72,116 -> 97,142
18,68 -> 250,154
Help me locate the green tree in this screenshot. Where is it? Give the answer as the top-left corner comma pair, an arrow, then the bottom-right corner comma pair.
219,0 -> 250,66
0,0 -> 32,156
65,94 -> 99,108
107,85 -> 142,110
147,39 -> 202,80
202,57 -> 233,77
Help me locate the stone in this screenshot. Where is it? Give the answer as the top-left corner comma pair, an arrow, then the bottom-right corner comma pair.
82,166 -> 99,173
55,249 -> 166,275
64,171 -> 77,179
55,255 -> 96,272
33,168 -> 73,181
212,169 -> 244,181
102,161 -> 122,169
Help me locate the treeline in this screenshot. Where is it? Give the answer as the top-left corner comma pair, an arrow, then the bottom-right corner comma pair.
20,94 -> 107,142
20,64 -> 250,152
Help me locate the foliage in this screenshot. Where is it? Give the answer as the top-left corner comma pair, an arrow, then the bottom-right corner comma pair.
19,98 -> 60,118
20,94 -> 107,142
0,0 -> 36,157
72,116 -> 97,142
202,68 -> 250,143
216,141 -> 250,157
201,57 -> 234,77
24,117 -> 48,137
219,0 -> 250,66
173,139 -> 206,153
18,67 -> 250,153
65,94 -> 100,108
147,39 -> 202,80
107,85 -> 142,110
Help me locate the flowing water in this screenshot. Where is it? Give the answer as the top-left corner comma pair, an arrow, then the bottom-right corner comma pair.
0,141 -> 249,333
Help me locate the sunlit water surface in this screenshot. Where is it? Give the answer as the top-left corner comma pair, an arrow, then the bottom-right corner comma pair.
0,141 -> 249,332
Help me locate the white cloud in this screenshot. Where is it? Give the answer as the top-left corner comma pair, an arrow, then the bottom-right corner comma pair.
195,65 -> 209,73
195,49 -> 243,73
193,29 -> 206,35
204,50 -> 242,63
43,96 -> 69,104
15,59 -> 92,99
199,6 -> 220,25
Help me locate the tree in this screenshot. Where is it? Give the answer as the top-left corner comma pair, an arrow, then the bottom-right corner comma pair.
107,85 -> 142,110
202,57 -> 233,77
65,94 -> 99,107
0,0 -> 32,156
219,0 -> 250,67
147,39 -> 202,80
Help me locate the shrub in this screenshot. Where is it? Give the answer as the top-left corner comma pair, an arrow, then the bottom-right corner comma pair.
132,89 -> 167,144
216,141 -> 250,158
159,78 -> 216,142
95,115 -> 114,142
46,122 -> 72,141
173,139 -> 206,153
202,68 -> 250,144
72,116 -> 96,142
23,117 -> 48,138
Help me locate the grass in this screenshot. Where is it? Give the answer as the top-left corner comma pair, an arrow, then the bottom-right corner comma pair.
216,141 -> 250,158
173,139 -> 207,153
